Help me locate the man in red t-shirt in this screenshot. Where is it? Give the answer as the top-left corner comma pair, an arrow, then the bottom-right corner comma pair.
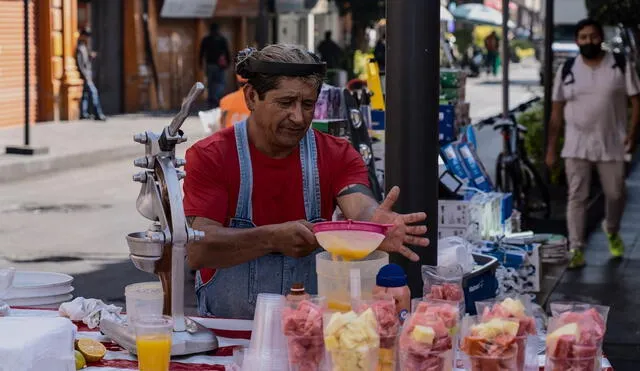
183,44 -> 428,319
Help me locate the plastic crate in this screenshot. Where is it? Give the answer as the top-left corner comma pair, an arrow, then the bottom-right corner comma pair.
462,253 -> 499,314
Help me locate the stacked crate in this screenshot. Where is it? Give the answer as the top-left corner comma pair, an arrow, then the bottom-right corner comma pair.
439,69 -> 471,145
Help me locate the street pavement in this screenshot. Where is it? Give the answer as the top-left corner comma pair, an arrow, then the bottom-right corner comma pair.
0,116 -> 204,314
469,58 -> 542,181
0,60 -> 543,317
548,166 -> 640,371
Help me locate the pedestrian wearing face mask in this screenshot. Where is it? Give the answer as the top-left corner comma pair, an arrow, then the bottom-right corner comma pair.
546,19 -> 640,269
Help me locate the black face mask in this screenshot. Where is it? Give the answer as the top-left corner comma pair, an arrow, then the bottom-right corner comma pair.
579,43 -> 602,59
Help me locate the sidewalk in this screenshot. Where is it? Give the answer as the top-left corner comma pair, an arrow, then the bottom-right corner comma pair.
0,114 -> 206,183
548,164 -> 640,371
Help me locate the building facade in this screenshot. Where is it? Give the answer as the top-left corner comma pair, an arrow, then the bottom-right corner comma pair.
0,0 -> 262,127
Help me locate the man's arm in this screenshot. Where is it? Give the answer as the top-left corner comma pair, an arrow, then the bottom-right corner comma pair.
186,216 -> 274,269
186,216 -> 318,270
547,101 -> 566,153
626,95 -> 640,153
335,184 -> 378,221
546,64 -> 567,167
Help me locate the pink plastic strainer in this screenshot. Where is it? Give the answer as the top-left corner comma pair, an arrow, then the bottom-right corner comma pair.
312,220 -> 393,260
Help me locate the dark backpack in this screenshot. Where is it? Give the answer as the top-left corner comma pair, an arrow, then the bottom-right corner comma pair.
561,53 -> 626,85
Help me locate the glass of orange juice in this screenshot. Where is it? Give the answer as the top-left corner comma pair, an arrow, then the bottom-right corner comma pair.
134,315 -> 173,371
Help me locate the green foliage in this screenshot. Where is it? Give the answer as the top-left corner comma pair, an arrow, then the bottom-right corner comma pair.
586,0 -> 640,27
516,103 -> 565,185
453,29 -> 473,55
510,39 -> 534,51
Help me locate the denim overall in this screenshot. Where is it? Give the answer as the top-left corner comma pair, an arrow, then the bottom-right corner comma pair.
195,119 -> 323,319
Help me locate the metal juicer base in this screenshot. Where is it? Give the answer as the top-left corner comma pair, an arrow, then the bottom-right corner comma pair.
100,317 -> 218,356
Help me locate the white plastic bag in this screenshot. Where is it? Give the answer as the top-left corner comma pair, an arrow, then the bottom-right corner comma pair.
198,108 -> 221,135
437,236 -> 475,274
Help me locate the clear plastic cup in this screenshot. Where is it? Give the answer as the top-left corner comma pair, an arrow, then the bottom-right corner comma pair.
545,355 -> 599,371
125,282 -> 164,326
282,296 -> 326,371
399,349 -> 453,371
327,346 -> 379,371
285,335 -> 325,371
463,348 -> 518,371
249,294 -> 288,356
378,343 -> 397,371
351,295 -> 400,371
134,315 -> 173,371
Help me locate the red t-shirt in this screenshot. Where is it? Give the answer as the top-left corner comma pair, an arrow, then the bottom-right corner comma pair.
183,127 -> 370,226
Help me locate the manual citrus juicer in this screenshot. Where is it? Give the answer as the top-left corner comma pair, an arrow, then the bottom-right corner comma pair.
100,82 -> 218,355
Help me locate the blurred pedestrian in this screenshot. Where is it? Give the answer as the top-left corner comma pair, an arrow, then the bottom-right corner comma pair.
546,18 -> 640,268
484,31 -> 499,76
316,31 -> 343,69
76,27 -> 106,121
219,74 -> 250,129
373,33 -> 386,72
200,23 -> 231,109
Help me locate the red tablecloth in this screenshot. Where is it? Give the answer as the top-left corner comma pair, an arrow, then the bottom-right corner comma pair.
11,307 -> 614,371
10,308 -> 249,371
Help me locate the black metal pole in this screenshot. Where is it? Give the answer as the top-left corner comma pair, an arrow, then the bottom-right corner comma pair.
256,0 -> 268,48
543,0 -> 554,163
24,0 -> 30,146
386,0 -> 439,297
5,0 -> 47,155
502,0 -> 509,117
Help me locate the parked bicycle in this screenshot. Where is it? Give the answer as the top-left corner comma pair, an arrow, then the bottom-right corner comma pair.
474,97 -> 551,221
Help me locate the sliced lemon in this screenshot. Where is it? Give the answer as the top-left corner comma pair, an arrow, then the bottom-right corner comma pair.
74,350 -> 86,370
76,338 -> 107,363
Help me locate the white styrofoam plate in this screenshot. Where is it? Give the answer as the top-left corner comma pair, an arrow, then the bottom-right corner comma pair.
4,271 -> 73,299
4,285 -> 74,300
5,293 -> 73,307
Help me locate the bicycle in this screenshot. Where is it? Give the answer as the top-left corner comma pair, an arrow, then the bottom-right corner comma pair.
474,97 -> 551,221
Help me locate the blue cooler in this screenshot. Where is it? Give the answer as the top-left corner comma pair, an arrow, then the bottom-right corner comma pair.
463,253 -> 500,314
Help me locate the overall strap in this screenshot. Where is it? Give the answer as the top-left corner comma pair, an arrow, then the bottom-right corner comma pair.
233,120 -> 253,220
300,128 -> 322,221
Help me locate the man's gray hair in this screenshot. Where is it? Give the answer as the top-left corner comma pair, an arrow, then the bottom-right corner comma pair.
236,44 -> 325,99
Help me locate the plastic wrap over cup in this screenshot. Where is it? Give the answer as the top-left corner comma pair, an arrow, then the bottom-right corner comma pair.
422,265 -> 465,316
476,295 -> 537,371
399,302 -> 459,371
460,315 -> 521,371
352,295 -> 399,371
281,296 -> 327,371
545,302 -> 609,371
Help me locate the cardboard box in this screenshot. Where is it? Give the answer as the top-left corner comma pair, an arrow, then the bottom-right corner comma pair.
438,200 -> 471,227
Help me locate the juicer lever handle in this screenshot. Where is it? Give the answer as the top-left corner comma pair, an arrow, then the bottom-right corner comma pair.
168,82 -> 205,137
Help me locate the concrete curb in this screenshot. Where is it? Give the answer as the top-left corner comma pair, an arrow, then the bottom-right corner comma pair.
0,145 -> 142,184
0,115 -> 207,184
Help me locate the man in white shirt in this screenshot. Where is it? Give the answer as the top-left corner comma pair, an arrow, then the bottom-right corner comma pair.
546,19 -> 640,269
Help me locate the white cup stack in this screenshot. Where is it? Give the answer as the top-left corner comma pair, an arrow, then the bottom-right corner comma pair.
242,293 -> 290,371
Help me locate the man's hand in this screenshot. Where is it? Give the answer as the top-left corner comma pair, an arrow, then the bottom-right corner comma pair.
90,51 -> 97,59
545,149 -> 557,169
269,220 -> 319,258
371,186 -> 429,262
625,132 -> 638,154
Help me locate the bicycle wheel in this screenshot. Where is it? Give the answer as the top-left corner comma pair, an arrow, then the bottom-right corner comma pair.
519,159 -> 551,219
496,153 -> 526,213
